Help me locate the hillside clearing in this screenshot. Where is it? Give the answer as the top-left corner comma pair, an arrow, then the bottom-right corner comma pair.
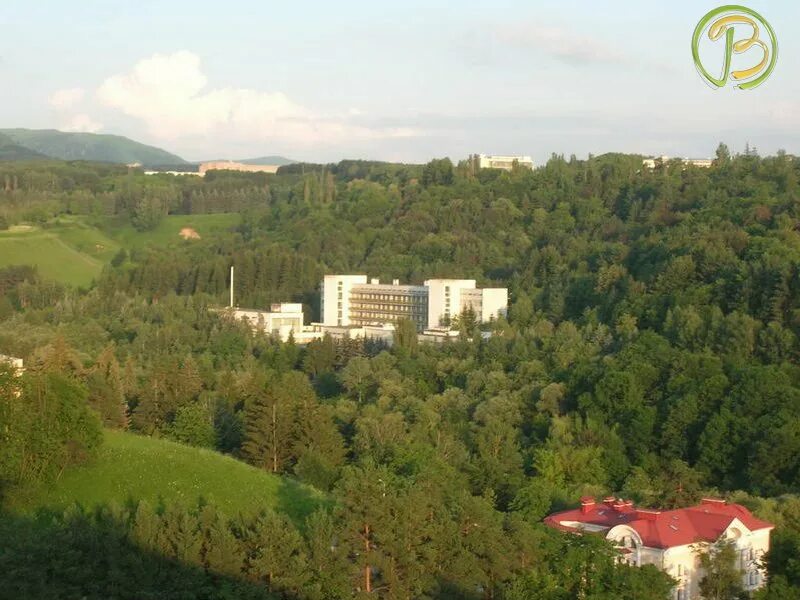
3,430 -> 326,523
0,225 -> 116,287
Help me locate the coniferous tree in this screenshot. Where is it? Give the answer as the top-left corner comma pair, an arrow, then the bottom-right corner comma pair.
86,345 -> 128,428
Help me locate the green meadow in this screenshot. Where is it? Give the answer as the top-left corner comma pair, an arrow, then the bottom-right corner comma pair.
0,220 -> 119,287
4,430 -> 325,523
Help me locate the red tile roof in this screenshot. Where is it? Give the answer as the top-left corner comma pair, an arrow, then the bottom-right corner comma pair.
544,498 -> 773,549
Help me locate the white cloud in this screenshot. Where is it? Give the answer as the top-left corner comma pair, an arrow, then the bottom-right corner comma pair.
479,23 -> 628,66
61,114 -> 103,133
95,51 -> 419,144
49,87 -> 86,110
498,25 -> 625,65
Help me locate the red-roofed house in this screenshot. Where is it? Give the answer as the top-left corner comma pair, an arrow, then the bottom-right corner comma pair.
544,497 -> 773,600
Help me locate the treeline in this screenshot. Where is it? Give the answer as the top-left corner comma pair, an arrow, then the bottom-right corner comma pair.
0,495 -> 676,600
0,158 -> 422,232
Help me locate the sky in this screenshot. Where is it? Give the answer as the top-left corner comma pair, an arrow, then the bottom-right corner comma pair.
1,0 -> 798,164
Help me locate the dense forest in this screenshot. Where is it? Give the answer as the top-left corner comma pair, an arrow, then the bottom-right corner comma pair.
2,148 -> 800,599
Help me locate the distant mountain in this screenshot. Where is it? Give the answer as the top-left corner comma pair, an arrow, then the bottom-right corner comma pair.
0,129 -> 187,166
0,133 -> 49,161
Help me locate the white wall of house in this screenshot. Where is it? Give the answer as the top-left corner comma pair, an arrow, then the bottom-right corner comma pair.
605,520 -> 771,600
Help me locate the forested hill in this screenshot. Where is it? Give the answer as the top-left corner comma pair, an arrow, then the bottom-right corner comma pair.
0,133 -> 48,161
2,148 -> 800,598
0,128 -> 187,166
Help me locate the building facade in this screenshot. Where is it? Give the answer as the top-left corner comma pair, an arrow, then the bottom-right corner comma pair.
321,275 -> 508,331
0,354 -> 25,397
642,156 -> 713,169
545,497 -> 773,600
198,161 -> 280,175
0,354 -> 24,375
475,154 -> 534,171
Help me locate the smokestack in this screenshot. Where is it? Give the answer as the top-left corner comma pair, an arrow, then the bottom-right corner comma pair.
230,266 -> 234,308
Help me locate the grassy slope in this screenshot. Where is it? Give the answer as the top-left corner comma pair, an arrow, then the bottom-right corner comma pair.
4,430 -> 325,523
0,220 -> 120,287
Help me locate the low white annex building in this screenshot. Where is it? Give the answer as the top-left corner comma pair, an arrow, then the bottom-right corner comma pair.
545,497 -> 773,600
230,304 -> 323,344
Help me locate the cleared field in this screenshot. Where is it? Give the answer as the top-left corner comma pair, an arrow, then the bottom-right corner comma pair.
4,430 -> 326,523
0,220 -> 120,287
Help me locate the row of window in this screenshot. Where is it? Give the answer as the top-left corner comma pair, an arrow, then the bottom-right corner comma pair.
352,294 -> 426,303
352,307 -> 424,317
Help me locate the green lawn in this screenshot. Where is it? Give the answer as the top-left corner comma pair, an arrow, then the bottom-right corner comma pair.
107,213 -> 241,248
0,220 -> 119,287
4,430 -> 326,523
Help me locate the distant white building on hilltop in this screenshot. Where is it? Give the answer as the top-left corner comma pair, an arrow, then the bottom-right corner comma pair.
643,156 -> 713,169
475,154 -> 534,171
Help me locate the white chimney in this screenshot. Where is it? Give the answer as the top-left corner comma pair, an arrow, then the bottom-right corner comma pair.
371,278 -> 379,285
230,266 -> 234,308
392,279 -> 399,286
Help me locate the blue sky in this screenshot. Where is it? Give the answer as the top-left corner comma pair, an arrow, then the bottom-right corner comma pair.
1,0 -> 798,163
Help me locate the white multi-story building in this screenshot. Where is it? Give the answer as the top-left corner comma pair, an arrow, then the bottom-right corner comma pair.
545,497 -> 773,600
321,275 -> 508,331
224,276 -> 508,346
475,154 -> 534,171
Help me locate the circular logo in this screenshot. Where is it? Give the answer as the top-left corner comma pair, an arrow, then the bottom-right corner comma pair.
692,5 -> 778,90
